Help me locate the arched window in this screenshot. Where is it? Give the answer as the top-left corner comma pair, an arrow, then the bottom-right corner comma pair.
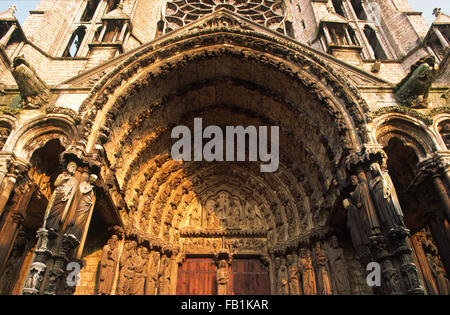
332,0 -> 346,18
364,26 -> 387,59
80,0 -> 100,22
62,27 -> 86,57
350,0 -> 367,20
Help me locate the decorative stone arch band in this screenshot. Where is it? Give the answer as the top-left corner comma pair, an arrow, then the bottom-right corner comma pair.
76,26 -> 371,156
7,114 -> 78,161
370,113 -> 440,161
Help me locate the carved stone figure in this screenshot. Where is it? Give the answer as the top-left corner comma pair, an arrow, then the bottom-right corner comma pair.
344,193 -> 369,258
216,259 -> 229,295
67,174 -> 97,241
97,235 -> 119,295
44,162 -> 78,233
287,254 -> 301,295
275,257 -> 289,295
299,248 -> 316,295
11,56 -> 52,109
130,247 -> 149,295
158,255 -> 172,295
23,262 -> 46,293
117,240 -> 137,295
145,252 -> 160,295
327,236 -> 351,294
316,243 -> 332,295
349,175 -> 377,237
206,208 -> 221,229
368,163 -> 406,233
395,56 -> 438,107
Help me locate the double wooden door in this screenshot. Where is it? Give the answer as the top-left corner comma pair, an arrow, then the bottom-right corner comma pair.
176,258 -> 270,295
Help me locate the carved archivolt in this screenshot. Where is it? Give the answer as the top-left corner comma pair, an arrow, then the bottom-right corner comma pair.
78,25 -> 370,153
10,116 -> 77,160
371,114 -> 439,159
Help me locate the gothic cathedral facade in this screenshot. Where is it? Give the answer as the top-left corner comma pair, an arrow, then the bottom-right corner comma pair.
0,0 -> 449,295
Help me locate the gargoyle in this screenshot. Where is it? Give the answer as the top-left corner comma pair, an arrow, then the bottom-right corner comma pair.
395,56 -> 438,108
11,56 -> 52,109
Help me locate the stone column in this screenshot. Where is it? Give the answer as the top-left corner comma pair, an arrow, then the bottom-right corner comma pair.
98,25 -> 107,42
388,228 -> 425,294
425,207 -> 450,275
431,174 -> 450,221
42,234 -> 79,295
0,171 -> 18,218
419,156 -> 450,221
0,181 -> 35,274
118,23 -> 128,42
323,25 -> 333,45
21,228 -> 52,295
367,162 -> 425,294
345,147 -> 423,294
368,235 -> 403,295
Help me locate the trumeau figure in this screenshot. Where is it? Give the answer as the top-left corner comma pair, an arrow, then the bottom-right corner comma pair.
98,235 -> 119,295
67,174 -> 97,241
368,163 -> 406,233
299,248 -> 316,295
44,162 -> 78,233
216,260 -> 229,295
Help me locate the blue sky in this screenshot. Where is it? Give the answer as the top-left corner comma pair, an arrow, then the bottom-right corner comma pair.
0,0 -> 449,26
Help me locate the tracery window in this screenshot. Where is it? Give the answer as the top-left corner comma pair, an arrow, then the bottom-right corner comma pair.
161,0 -> 292,36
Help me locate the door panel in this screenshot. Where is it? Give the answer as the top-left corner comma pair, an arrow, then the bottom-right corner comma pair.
176,258 -> 216,295
229,259 -> 270,295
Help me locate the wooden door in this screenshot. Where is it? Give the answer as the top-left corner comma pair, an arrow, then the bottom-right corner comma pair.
229,259 -> 270,295
176,258 -> 217,295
